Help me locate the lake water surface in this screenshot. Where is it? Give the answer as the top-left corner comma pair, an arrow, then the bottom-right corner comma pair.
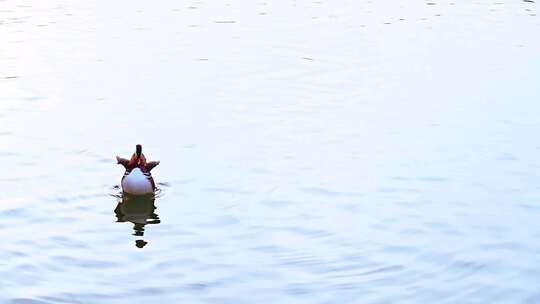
1,0 -> 539,303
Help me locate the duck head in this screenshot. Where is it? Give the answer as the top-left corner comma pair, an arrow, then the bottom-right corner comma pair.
136,144 -> 142,158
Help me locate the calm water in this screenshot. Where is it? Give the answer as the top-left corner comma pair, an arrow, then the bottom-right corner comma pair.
1,0 -> 539,303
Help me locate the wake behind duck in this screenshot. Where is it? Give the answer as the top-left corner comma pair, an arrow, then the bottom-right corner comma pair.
116,144 -> 160,195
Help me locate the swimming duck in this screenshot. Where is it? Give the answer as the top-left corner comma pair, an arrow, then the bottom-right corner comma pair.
116,144 -> 160,195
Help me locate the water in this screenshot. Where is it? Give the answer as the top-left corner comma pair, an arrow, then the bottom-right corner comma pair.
1,0 -> 539,303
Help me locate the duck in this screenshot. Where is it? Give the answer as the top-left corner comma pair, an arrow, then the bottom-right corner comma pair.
116,144 -> 160,195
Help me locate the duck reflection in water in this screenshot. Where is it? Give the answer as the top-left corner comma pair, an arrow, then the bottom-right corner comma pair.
114,193 -> 160,248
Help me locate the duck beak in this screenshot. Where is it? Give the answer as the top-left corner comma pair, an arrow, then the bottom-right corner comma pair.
136,144 -> 142,158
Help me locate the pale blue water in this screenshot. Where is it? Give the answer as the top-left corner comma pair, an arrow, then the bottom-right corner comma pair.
1,0 -> 540,303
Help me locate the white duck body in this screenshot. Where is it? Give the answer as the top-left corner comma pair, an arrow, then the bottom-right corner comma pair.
121,168 -> 154,195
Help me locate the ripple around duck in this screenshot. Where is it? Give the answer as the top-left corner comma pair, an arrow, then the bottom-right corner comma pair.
110,185 -> 165,199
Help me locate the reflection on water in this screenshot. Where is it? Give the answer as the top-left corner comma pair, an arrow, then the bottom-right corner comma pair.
113,193 -> 161,248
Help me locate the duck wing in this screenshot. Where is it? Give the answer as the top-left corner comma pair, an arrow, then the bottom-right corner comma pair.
116,156 -> 130,169
146,160 -> 160,172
